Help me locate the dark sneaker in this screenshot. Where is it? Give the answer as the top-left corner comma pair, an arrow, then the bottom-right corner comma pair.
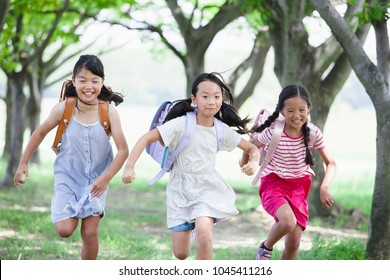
256,241 -> 272,260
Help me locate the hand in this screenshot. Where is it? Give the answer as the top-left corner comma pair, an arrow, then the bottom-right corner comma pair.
241,161 -> 258,176
320,185 -> 334,208
122,168 -> 136,184
14,163 -> 29,186
90,176 -> 109,197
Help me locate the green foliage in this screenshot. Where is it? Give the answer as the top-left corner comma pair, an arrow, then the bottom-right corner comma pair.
352,0 -> 390,27
299,236 -> 365,260
0,0 -> 135,73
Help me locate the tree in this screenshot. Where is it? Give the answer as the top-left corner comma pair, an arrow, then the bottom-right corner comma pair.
0,0 -> 134,187
0,0 -> 10,35
103,0 -> 271,108
310,0 -> 390,260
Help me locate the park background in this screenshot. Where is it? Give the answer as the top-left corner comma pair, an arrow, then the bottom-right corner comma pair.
0,0 -> 381,260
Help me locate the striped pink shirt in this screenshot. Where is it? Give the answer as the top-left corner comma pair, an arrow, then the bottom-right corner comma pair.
257,122 -> 325,179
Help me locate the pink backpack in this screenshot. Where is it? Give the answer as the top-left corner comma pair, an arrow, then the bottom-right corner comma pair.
251,108 -> 316,185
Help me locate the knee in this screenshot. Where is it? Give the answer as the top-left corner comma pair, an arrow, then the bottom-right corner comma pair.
81,227 -> 98,243
173,249 -> 189,260
54,219 -> 78,238
55,227 -> 74,238
279,219 -> 297,234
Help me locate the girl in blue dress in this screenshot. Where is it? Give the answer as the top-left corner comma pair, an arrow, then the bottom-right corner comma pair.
14,55 -> 129,259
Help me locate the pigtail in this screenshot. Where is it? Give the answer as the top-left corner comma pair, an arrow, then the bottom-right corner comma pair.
65,81 -> 77,98
99,85 -> 124,106
302,122 -> 315,165
164,99 -> 194,123
250,109 -> 280,133
217,102 -> 250,134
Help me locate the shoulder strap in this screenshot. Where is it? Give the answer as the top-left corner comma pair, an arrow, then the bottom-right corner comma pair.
98,99 -> 110,138
148,111 -> 197,185
307,122 -> 316,148
214,118 -> 224,151
252,118 -> 285,185
51,97 -> 77,155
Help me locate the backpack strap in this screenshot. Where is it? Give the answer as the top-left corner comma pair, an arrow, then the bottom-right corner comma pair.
148,111 -> 197,185
252,118 -> 285,185
51,97 -> 77,155
98,99 -> 110,138
214,118 -> 224,151
307,122 -> 317,148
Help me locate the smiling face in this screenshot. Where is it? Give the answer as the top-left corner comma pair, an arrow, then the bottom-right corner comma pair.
280,96 -> 310,134
72,67 -> 104,104
191,80 -> 223,120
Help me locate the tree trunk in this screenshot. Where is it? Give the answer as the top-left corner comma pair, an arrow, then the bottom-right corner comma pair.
1,73 -> 26,188
0,0 -> 10,33
183,53 -> 205,96
1,82 -> 12,160
310,0 -> 390,260
366,107 -> 390,259
26,72 -> 42,164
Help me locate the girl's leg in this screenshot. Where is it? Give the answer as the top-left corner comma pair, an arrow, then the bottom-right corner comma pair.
54,217 -> 78,238
194,217 -> 214,260
80,215 -> 101,260
172,231 -> 192,260
280,224 -> 303,260
264,203 -> 297,249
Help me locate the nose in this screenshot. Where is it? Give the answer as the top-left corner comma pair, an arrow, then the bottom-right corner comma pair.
84,81 -> 93,88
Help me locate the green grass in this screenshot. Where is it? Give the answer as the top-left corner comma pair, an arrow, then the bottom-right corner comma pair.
0,159 -> 371,260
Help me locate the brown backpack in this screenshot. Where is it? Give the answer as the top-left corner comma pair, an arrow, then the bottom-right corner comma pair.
51,80 -> 110,155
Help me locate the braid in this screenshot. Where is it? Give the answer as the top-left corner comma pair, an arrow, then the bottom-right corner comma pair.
302,122 -> 315,165
250,110 -> 280,133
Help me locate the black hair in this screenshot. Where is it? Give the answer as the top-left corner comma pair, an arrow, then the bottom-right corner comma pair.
64,54 -> 124,106
164,72 -> 250,134
251,84 -> 315,165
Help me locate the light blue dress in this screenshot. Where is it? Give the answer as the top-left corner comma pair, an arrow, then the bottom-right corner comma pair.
51,116 -> 113,223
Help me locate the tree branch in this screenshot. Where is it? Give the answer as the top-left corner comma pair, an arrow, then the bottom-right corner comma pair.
310,0 -> 386,104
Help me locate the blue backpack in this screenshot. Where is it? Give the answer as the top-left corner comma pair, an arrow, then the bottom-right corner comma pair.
146,101 -> 225,185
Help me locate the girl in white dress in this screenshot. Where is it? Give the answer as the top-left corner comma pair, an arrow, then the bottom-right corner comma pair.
122,72 -> 259,260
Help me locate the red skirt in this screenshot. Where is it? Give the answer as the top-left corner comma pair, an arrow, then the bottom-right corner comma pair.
259,173 -> 312,230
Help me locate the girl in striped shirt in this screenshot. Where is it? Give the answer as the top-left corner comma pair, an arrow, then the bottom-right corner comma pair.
242,85 -> 336,260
